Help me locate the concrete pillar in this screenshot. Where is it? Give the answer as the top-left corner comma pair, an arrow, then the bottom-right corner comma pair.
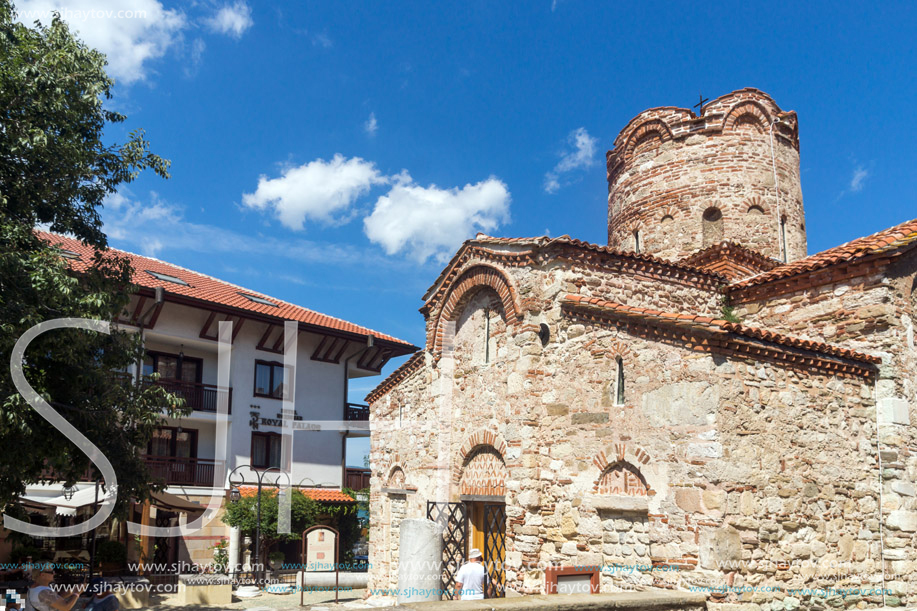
228,526 -> 240,573
397,518 -> 443,603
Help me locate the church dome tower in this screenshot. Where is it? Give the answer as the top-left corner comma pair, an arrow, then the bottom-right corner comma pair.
606,88 -> 806,262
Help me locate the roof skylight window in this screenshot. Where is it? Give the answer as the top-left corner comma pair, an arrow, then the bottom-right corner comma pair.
58,249 -> 82,260
239,292 -> 278,307
146,270 -> 190,286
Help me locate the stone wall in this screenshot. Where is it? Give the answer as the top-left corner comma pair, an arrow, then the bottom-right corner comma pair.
368,255 -> 899,608
729,248 -> 917,606
606,89 -> 806,262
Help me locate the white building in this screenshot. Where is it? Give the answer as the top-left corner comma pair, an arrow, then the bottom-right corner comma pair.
20,232 -> 415,569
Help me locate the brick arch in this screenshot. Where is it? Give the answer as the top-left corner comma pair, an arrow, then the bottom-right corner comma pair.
387,466 -> 406,489
659,206 -> 678,224
593,443 -> 651,471
745,195 -> 768,215
623,119 -> 674,160
433,265 -> 522,357
723,101 -> 771,133
456,437 -> 508,497
594,461 -> 650,496
458,429 -> 508,463
607,340 -> 632,359
592,444 -> 653,495
378,452 -> 405,481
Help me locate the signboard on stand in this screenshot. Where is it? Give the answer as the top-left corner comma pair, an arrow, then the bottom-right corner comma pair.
301,525 -> 340,604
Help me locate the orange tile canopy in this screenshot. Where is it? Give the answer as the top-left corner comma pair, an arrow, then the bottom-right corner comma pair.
237,486 -> 354,503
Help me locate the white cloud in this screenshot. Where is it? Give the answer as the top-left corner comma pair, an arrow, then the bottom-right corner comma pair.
544,127 -> 598,193
364,173 -> 511,264
102,191 -> 365,264
204,1 -> 253,39
364,112 -> 378,137
185,37 -> 206,77
241,154 -> 387,230
850,165 -> 869,192
311,32 -> 332,48
16,0 -> 186,85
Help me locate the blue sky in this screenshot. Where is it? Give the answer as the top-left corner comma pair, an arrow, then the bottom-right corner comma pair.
16,1 -> 916,464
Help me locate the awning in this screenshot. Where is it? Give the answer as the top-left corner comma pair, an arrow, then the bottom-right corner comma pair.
150,491 -> 203,513
21,487 -> 113,516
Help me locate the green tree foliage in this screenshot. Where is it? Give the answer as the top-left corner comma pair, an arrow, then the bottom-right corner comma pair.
221,489 -> 321,556
0,0 -> 183,513
222,490 -> 361,562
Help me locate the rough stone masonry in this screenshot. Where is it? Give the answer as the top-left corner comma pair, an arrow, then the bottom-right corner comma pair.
365,88 -> 917,611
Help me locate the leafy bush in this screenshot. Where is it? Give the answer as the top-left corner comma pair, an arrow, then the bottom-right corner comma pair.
210,540 -> 228,574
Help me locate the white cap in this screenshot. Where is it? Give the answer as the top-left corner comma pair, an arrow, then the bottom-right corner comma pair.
468,548 -> 482,559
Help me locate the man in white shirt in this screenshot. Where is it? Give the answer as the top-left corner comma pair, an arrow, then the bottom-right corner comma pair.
453,548 -> 486,600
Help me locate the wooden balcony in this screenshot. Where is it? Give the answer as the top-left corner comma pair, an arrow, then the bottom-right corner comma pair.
345,467 -> 371,491
143,455 -> 220,487
345,403 -> 369,421
147,379 -> 232,414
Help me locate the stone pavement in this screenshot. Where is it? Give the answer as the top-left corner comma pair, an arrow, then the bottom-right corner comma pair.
142,589 -> 707,610
141,587 -> 382,610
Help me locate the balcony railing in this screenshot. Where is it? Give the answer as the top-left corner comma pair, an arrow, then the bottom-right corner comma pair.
345,467 -> 371,491
143,455 -> 220,487
146,379 -> 232,414
345,403 -> 369,421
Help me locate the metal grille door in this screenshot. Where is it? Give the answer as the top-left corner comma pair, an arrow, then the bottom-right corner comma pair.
483,503 -> 506,598
426,501 -> 467,595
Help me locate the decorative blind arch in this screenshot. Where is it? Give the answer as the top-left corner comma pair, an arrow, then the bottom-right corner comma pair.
459,446 -> 507,497
388,466 -> 406,489
723,101 -> 771,133
623,120 -> 674,160
433,265 -> 521,359
596,461 -> 649,497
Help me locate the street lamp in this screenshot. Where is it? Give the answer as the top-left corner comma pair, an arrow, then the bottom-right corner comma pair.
228,465 -> 289,582
62,486 -> 76,501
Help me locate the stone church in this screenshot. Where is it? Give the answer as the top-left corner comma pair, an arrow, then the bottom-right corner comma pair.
366,88 -> 917,608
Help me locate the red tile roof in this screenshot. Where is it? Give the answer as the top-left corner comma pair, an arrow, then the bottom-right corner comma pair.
423,233 -> 726,302
238,486 -> 354,503
37,231 -> 416,351
679,241 -> 782,280
730,218 -> 917,289
562,294 -> 881,366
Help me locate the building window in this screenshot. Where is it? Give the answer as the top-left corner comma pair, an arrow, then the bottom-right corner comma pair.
145,270 -> 190,286
779,216 -> 788,262
633,230 -> 641,253
615,356 -> 625,405
143,351 -> 202,384
254,360 -> 286,399
702,207 -> 723,246
251,432 -> 282,469
483,308 -> 491,364
148,426 -> 198,458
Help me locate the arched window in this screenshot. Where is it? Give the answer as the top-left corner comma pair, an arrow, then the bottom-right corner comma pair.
633,230 -> 641,254
910,277 -> 917,316
483,307 -> 491,364
702,207 -> 723,247
615,356 -> 625,405
779,215 -> 788,262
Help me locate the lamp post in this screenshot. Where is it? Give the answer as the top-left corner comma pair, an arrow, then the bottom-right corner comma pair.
227,465 -> 289,583
87,479 -> 100,580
